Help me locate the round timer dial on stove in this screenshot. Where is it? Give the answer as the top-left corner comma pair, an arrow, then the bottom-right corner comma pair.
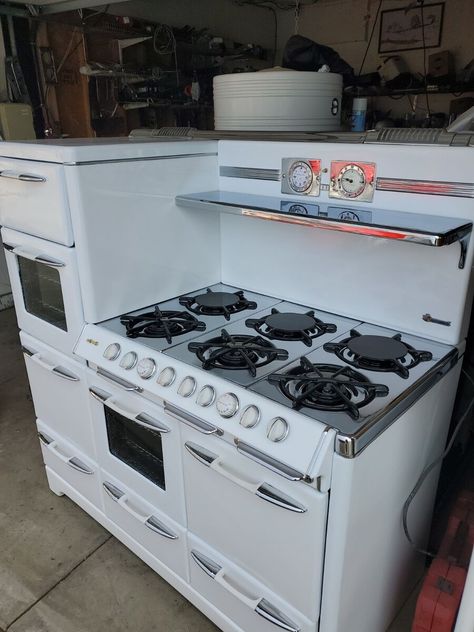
267,417 -> 289,442
329,161 -> 376,202
103,343 -> 121,361
216,393 -> 239,418
137,357 -> 156,380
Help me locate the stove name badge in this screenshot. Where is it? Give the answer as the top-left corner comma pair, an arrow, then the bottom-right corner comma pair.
86,338 -> 99,346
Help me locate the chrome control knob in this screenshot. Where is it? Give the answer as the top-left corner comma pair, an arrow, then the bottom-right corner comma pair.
157,367 -> 176,387
267,417 -> 289,442
216,393 -> 239,418
240,405 -> 260,429
197,385 -> 216,407
103,343 -> 121,361
178,376 -> 197,398
120,351 -> 137,370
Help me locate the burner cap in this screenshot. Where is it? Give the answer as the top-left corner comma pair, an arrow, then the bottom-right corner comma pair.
195,291 -> 240,309
347,335 -> 408,362
265,312 -> 316,333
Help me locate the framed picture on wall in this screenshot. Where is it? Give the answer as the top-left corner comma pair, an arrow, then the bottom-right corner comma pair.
378,2 -> 444,54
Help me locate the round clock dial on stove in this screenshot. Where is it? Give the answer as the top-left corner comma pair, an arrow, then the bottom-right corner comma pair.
288,161 -> 313,193
329,161 -> 376,202
339,164 -> 366,198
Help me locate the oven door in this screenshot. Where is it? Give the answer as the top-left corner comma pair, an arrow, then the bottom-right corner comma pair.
87,369 -> 186,526
2,227 -> 83,356
179,423 -> 328,623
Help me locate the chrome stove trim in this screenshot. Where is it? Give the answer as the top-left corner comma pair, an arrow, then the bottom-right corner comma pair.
335,348 -> 460,458
235,439 -> 313,483
376,178 -> 474,198
220,166 -> 281,181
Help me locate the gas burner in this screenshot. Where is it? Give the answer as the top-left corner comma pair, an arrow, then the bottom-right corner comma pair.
323,330 -> 433,379
179,288 -> 257,321
268,358 -> 388,419
246,309 -> 337,346
188,329 -> 289,377
121,307 -> 205,344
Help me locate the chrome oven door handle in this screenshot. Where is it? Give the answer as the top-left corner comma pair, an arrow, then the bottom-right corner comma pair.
184,442 -> 307,513
88,389 -> 170,434
191,550 -> 300,632
8,245 -> 65,268
164,402 -> 222,436
96,367 -> 143,393
102,482 -> 178,540
0,170 -> 46,182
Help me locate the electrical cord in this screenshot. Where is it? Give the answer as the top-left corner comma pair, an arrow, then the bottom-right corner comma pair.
402,367 -> 474,558
358,0 -> 383,77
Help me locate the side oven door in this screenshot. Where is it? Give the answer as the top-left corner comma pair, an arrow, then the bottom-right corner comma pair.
1,227 -> 83,357
87,369 -> 186,526
179,424 -> 329,624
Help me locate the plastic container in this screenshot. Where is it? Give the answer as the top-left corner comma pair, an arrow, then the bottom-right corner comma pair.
351,97 -> 367,132
213,69 -> 342,132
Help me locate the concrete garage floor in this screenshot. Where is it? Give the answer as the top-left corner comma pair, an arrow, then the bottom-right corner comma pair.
0,308 -> 413,632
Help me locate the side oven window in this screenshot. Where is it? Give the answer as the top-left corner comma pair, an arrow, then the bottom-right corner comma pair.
104,405 -> 166,490
18,257 -> 68,331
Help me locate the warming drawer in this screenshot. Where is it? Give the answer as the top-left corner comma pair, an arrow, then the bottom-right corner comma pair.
0,159 -> 73,245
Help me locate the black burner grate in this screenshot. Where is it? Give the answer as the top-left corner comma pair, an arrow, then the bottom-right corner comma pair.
246,308 -> 337,346
179,288 -> 257,321
188,329 -> 288,377
269,358 -> 389,419
121,307 -> 205,344
323,330 -> 432,379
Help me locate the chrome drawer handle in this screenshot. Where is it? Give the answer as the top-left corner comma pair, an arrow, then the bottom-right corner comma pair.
0,170 -> 46,182
96,367 -> 143,393
102,482 -> 178,540
191,550 -> 300,632
164,402 -> 222,436
88,390 -> 170,434
185,442 -> 306,513
38,432 -> 93,475
23,348 -> 80,381
34,255 -> 65,268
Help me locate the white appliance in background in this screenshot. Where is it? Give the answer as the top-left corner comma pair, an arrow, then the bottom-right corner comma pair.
0,138 -> 219,356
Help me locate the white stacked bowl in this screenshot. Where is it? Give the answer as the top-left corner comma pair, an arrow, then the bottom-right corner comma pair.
213,70 -> 343,132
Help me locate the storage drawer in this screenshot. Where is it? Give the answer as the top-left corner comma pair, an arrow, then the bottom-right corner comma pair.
101,470 -> 188,581
188,534 -> 315,632
37,420 -> 102,510
0,158 -> 73,245
21,332 -> 95,458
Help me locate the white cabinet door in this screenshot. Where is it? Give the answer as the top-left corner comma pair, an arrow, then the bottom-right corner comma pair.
181,425 -> 328,622
20,331 -> 94,458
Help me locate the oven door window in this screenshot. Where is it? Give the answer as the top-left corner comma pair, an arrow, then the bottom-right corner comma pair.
18,257 -> 67,331
104,405 -> 166,490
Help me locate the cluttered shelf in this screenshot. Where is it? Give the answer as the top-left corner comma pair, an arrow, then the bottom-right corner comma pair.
345,82 -> 474,98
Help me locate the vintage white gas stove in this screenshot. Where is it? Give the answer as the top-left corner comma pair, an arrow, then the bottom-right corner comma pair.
3,131 -> 474,632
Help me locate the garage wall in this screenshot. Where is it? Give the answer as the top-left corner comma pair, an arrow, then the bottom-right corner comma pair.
276,0 -> 474,116
112,0 -> 276,50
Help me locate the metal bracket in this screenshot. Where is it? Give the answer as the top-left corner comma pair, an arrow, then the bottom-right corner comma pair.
459,235 -> 469,269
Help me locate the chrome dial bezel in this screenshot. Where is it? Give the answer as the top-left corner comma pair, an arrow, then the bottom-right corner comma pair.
103,343 -> 121,361
178,376 -> 197,398
288,160 -> 313,193
239,404 -> 261,429
338,164 -> 366,198
216,392 -> 240,418
267,417 -> 290,443
157,367 -> 176,387
119,351 -> 138,370
136,357 -> 156,380
196,385 -> 216,408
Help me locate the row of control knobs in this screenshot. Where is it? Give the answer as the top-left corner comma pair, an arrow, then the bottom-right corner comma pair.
103,343 -> 289,442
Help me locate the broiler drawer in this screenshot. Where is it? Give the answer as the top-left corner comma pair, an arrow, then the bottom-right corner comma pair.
0,158 -> 73,245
